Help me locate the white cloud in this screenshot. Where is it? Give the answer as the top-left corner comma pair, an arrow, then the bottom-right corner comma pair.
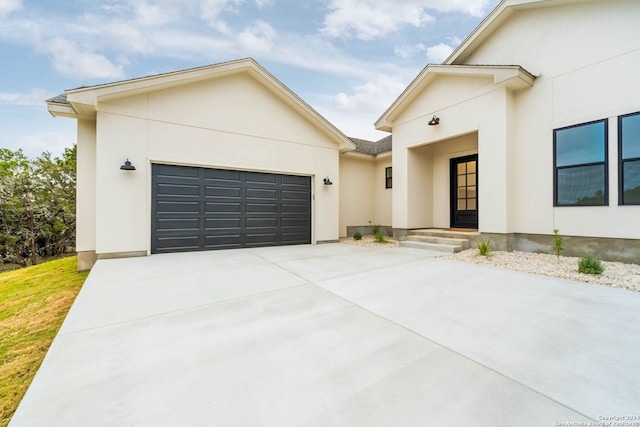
149,31 -> 233,60
428,0 -> 491,17
321,0 -> 492,40
254,0 -> 272,8
199,0 -> 243,29
237,20 -> 276,53
47,37 -> 125,80
321,0 -> 433,40
0,89 -> 56,106
132,0 -> 172,26
332,74 -> 407,115
19,130 -> 76,159
0,0 -> 21,18
105,21 -> 154,54
425,36 -> 462,63
394,43 -> 426,59
426,43 -> 454,63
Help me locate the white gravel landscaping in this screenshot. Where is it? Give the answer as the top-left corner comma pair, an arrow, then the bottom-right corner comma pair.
340,236 -> 640,292
446,249 -> 640,292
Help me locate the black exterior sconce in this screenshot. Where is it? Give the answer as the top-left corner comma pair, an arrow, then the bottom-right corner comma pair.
120,159 -> 136,171
428,115 -> 440,126
323,177 -> 333,185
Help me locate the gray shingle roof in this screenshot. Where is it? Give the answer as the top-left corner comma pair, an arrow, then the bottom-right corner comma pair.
349,135 -> 392,155
47,93 -> 68,104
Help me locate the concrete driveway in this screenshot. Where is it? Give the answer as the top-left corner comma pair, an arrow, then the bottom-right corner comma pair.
10,244 -> 640,426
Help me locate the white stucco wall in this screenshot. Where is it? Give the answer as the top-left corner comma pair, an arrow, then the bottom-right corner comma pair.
374,156 -> 392,227
76,119 -> 96,253
463,0 -> 640,239
389,0 -> 640,239
91,72 -> 342,255
339,156 -> 375,236
338,154 -> 393,236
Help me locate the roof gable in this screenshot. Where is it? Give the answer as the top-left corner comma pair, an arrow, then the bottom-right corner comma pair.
375,65 -> 534,132
47,58 -> 355,152
445,0 -> 601,65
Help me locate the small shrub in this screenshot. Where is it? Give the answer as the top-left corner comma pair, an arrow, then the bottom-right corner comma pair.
552,229 -> 564,261
353,231 -> 362,241
374,234 -> 388,244
477,239 -> 492,257
578,254 -> 604,275
372,224 -> 381,236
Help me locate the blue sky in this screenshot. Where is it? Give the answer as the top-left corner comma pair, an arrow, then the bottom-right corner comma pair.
0,0 -> 500,157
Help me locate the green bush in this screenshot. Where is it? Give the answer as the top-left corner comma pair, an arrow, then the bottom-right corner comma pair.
477,239 -> 492,257
353,231 -> 362,241
578,254 -> 604,275
374,234 -> 388,244
372,224 -> 381,236
552,229 -> 564,261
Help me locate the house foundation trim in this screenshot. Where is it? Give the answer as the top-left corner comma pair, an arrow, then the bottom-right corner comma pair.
393,229 -> 640,264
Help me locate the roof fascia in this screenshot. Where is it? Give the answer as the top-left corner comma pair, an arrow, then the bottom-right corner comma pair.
374,65 -> 534,132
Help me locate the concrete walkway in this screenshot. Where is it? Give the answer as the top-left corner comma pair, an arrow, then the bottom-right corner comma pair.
10,244 -> 640,426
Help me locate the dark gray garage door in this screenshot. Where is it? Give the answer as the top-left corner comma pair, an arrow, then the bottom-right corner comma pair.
151,164 -> 311,254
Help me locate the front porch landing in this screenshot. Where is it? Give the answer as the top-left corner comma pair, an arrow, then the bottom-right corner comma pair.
399,229 -> 481,253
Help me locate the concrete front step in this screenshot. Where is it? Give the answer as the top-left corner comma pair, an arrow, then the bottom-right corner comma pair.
399,241 -> 463,254
406,235 -> 471,249
410,229 -> 480,239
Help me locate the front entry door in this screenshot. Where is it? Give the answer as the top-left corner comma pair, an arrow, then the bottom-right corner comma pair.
450,154 -> 478,229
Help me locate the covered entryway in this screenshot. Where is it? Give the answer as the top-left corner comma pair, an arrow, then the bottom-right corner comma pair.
151,164 -> 311,253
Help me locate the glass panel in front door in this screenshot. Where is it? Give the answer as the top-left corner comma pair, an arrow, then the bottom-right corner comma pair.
457,160 -> 477,212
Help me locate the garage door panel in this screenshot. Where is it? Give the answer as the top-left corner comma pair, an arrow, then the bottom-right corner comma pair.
246,172 -> 278,184
281,174 -> 309,185
205,202 -> 242,213
245,234 -> 279,246
152,164 -> 310,254
282,217 -> 309,227
282,203 -> 310,214
282,232 -> 309,243
246,203 -> 278,213
156,183 -> 200,197
156,200 -> 200,213
246,217 -> 278,228
282,190 -> 309,201
155,164 -> 200,179
246,188 -> 277,199
205,218 -> 242,229
204,236 -> 243,248
205,186 -> 241,198
155,236 -> 200,253
205,169 -> 241,182
156,218 -> 200,231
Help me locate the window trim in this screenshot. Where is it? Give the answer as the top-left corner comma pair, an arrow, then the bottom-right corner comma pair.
385,166 -> 392,189
618,111 -> 640,206
553,119 -> 609,207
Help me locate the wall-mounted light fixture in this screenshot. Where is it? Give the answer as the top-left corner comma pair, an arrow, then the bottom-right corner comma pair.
120,159 -> 136,171
428,115 -> 440,126
323,177 -> 333,185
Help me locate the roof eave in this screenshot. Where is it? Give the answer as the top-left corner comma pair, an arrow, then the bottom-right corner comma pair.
46,101 -> 78,118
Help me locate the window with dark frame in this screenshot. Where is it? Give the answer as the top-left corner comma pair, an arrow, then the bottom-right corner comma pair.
619,112 -> 640,205
553,119 -> 608,206
385,167 -> 392,189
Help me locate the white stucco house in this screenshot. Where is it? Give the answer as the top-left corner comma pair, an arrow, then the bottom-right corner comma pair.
373,0 -> 640,261
48,0 -> 640,270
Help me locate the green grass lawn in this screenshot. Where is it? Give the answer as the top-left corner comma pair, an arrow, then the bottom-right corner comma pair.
0,257 -> 88,427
